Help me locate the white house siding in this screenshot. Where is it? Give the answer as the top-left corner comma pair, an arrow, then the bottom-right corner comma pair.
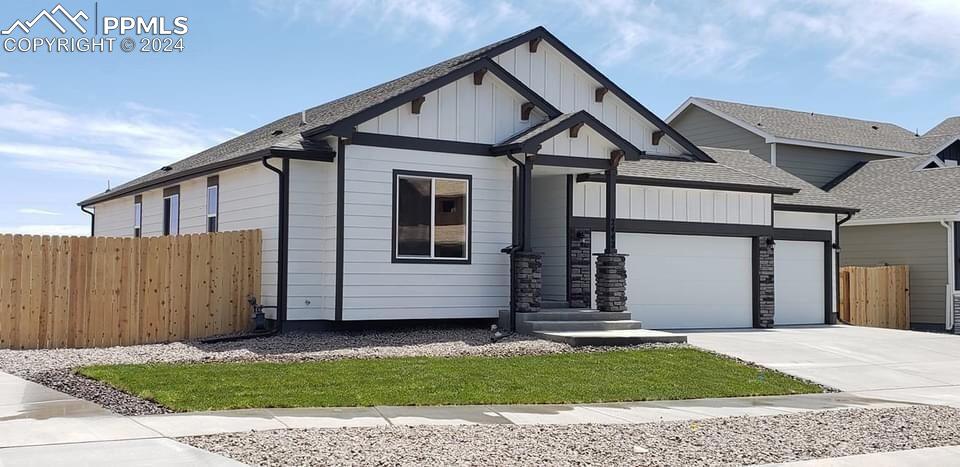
493,41 -> 685,157
90,163 -> 281,318
356,74 -> 548,143
774,210 -> 837,316
341,144 -> 513,320
530,175 -> 567,302
538,125 -> 619,159
286,159 -> 338,321
573,182 -> 772,226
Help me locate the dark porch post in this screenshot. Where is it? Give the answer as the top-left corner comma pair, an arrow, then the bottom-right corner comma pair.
510,154 -> 542,324
595,150 -> 627,312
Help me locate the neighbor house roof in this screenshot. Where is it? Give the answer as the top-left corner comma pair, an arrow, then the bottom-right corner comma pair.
830,156 -> 960,221
702,147 -> 857,213
675,98 -> 925,155
80,26 -> 710,206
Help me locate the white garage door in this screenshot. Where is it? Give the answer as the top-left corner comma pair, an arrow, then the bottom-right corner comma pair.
592,232 -> 753,329
774,240 -> 825,325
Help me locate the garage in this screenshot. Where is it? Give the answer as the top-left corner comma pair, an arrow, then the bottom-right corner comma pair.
774,240 -> 826,325
592,232 -> 753,329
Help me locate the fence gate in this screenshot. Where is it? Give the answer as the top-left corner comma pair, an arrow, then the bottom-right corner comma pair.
839,265 -> 910,329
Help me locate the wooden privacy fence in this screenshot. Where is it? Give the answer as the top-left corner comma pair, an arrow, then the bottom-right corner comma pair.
839,265 -> 910,329
0,230 -> 261,349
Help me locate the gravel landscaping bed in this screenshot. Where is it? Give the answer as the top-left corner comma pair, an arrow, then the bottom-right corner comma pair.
24,369 -> 172,415
181,406 -> 960,466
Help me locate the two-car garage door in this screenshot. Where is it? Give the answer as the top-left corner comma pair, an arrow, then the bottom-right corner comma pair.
592,232 -> 753,329
591,232 -> 827,329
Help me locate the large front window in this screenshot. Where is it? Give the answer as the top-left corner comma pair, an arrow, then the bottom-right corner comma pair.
393,171 -> 470,263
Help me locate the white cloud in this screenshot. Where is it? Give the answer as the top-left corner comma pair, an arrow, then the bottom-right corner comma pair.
0,77 -> 236,178
0,224 -> 89,236
0,72 -> 10,79
18,208 -> 60,216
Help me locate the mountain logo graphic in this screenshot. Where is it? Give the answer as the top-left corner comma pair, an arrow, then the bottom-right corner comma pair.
1,3 -> 89,35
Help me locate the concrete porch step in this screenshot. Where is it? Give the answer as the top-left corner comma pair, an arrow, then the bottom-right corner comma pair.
528,320 -> 645,332
541,301 -> 570,309
532,329 -> 688,347
519,310 -> 633,321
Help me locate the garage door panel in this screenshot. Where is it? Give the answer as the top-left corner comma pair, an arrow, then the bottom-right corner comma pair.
593,232 -> 753,329
774,240 -> 825,325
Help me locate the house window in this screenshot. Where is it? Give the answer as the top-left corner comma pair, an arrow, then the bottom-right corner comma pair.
206,176 -> 219,233
133,195 -> 142,238
393,170 -> 471,263
162,186 -> 180,236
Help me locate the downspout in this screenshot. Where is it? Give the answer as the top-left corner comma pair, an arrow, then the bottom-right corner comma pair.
940,220 -> 955,331
262,156 -> 290,331
80,206 -> 95,236
503,154 -> 525,334
835,212 -> 853,324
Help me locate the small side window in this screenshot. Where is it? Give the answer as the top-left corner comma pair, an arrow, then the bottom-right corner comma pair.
163,186 -> 180,236
133,195 -> 142,238
206,176 -> 219,233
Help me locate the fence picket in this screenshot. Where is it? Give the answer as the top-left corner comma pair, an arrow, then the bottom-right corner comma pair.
839,265 -> 909,330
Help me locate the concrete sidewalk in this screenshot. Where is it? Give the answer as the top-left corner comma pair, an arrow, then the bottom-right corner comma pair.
129,392 -> 915,437
768,445 -> 960,466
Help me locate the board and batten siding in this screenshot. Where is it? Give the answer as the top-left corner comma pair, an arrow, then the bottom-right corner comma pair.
573,182 -> 772,226
776,144 -> 893,188
668,106 -> 771,161
492,41 -> 685,157
538,125 -> 620,159
841,222 -> 948,325
530,175 -> 567,302
356,74 -> 548,143
341,144 -> 513,320
90,163 -> 281,318
286,159 -> 338,321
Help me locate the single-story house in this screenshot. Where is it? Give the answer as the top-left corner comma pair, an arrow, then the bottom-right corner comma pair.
665,97 -> 960,331
78,27 -> 856,335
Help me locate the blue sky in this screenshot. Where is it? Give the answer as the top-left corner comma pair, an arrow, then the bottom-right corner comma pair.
1,0 -> 958,235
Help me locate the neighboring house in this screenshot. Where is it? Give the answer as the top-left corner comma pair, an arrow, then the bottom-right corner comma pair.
831,156 -> 960,332
78,27 -> 855,334
666,97 -> 960,332
667,97 -> 960,188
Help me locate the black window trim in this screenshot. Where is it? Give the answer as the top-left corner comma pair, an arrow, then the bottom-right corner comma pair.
162,185 -> 180,236
391,169 -> 472,264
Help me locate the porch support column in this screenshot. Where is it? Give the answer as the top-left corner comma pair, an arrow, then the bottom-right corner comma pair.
595,150 -> 627,312
510,154 -> 542,318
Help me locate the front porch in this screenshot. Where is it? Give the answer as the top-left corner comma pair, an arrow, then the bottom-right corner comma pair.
493,112 -> 687,345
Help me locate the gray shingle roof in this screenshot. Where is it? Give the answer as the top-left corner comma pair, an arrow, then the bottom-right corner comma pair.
702,147 -> 856,211
80,28 -> 536,206
925,117 -> 960,137
691,98 -> 926,154
831,155 -> 960,220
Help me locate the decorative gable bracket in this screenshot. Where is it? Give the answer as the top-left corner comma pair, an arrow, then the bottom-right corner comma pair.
520,102 -> 536,121
595,87 -> 609,103
473,69 -> 487,85
651,130 -> 665,146
410,96 -> 426,115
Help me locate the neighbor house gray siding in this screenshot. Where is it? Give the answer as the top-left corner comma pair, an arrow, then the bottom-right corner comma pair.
776,144 -> 892,189
670,107 -> 771,161
841,223 -> 948,325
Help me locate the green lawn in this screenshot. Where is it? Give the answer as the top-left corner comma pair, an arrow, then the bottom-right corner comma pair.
79,348 -> 821,412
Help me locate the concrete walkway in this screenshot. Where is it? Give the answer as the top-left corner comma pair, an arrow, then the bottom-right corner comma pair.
128,392 -> 915,437
0,371 -> 242,465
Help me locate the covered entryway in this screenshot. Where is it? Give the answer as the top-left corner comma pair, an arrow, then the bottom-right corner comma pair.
775,240 -> 826,325
592,232 -> 753,329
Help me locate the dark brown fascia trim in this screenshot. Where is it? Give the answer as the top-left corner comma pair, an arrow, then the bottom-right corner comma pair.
773,203 -> 860,214
476,27 -> 714,163
571,216 -> 774,238
309,57 -> 562,138
78,146 -> 335,207
492,110 -> 645,159
351,132 -> 493,156
528,154 -> 610,170
576,173 -> 800,195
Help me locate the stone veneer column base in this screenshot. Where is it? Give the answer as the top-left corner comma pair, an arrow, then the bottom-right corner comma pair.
953,293 -> 960,334
757,236 -> 775,328
511,251 -> 542,313
595,253 -> 627,312
568,228 -> 592,308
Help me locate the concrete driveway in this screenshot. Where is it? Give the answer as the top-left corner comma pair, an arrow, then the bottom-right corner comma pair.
687,325 -> 960,407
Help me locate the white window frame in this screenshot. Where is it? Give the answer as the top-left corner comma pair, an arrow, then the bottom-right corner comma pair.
393,171 -> 471,263
163,192 -> 180,236
206,184 -> 219,232
133,198 -> 142,237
